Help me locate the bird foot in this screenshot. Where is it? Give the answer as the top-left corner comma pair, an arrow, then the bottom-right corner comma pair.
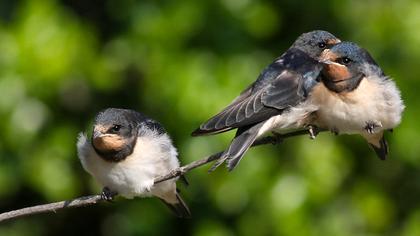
331,127 -> 339,136
307,125 -> 319,139
101,187 -> 117,202
365,121 -> 382,134
271,132 -> 284,144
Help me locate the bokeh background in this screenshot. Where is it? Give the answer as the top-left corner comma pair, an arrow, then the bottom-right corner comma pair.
0,0 -> 419,235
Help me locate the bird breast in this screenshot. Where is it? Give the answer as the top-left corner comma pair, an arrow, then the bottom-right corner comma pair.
310,75 -> 404,134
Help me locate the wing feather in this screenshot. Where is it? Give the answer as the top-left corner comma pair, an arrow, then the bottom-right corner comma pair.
192,73 -> 302,135
192,49 -> 322,136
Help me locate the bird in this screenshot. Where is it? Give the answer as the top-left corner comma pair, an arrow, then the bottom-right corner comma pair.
191,30 -> 341,171
315,41 -> 404,160
77,108 -> 191,218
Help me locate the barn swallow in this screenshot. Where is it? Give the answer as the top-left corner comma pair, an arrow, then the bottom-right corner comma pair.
192,30 -> 341,171
77,108 -> 191,218
316,41 -> 404,160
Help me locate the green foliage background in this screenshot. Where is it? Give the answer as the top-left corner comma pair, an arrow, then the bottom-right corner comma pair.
0,0 -> 419,235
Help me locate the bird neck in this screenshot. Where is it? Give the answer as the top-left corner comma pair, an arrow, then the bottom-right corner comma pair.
321,73 -> 364,93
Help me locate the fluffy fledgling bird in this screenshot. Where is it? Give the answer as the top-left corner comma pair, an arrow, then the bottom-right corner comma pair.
192,30 -> 341,171
315,41 -> 404,159
77,108 -> 191,218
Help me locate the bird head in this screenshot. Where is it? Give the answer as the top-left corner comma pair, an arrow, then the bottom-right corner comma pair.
319,41 -> 383,93
291,30 -> 341,59
92,108 -> 140,162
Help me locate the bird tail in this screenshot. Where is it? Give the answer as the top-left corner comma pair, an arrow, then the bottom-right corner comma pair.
368,134 -> 388,160
209,121 -> 265,172
160,192 -> 191,218
364,131 -> 388,160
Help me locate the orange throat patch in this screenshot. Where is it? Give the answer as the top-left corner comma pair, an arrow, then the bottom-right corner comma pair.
323,63 -> 351,83
93,135 -> 126,153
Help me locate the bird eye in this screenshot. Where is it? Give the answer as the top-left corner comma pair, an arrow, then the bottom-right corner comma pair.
340,57 -> 352,65
110,125 -> 121,132
318,42 -> 326,48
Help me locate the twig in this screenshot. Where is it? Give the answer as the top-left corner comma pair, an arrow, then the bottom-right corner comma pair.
0,129 -> 324,223
0,195 -> 103,222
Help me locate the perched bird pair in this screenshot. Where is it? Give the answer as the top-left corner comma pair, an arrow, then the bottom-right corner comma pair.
193,30 -> 404,171
77,30 -> 404,218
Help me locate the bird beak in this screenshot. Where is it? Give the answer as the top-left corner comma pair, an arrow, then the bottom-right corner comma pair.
93,130 -> 102,139
319,59 -> 333,65
318,49 -> 338,66
92,126 -> 105,139
326,38 -> 341,47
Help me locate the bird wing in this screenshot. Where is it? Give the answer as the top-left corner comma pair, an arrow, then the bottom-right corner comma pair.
191,84 -> 278,135
192,54 -> 322,136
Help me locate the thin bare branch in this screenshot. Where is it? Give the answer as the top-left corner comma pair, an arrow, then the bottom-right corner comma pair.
0,129 -> 324,223
0,195 -> 103,223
